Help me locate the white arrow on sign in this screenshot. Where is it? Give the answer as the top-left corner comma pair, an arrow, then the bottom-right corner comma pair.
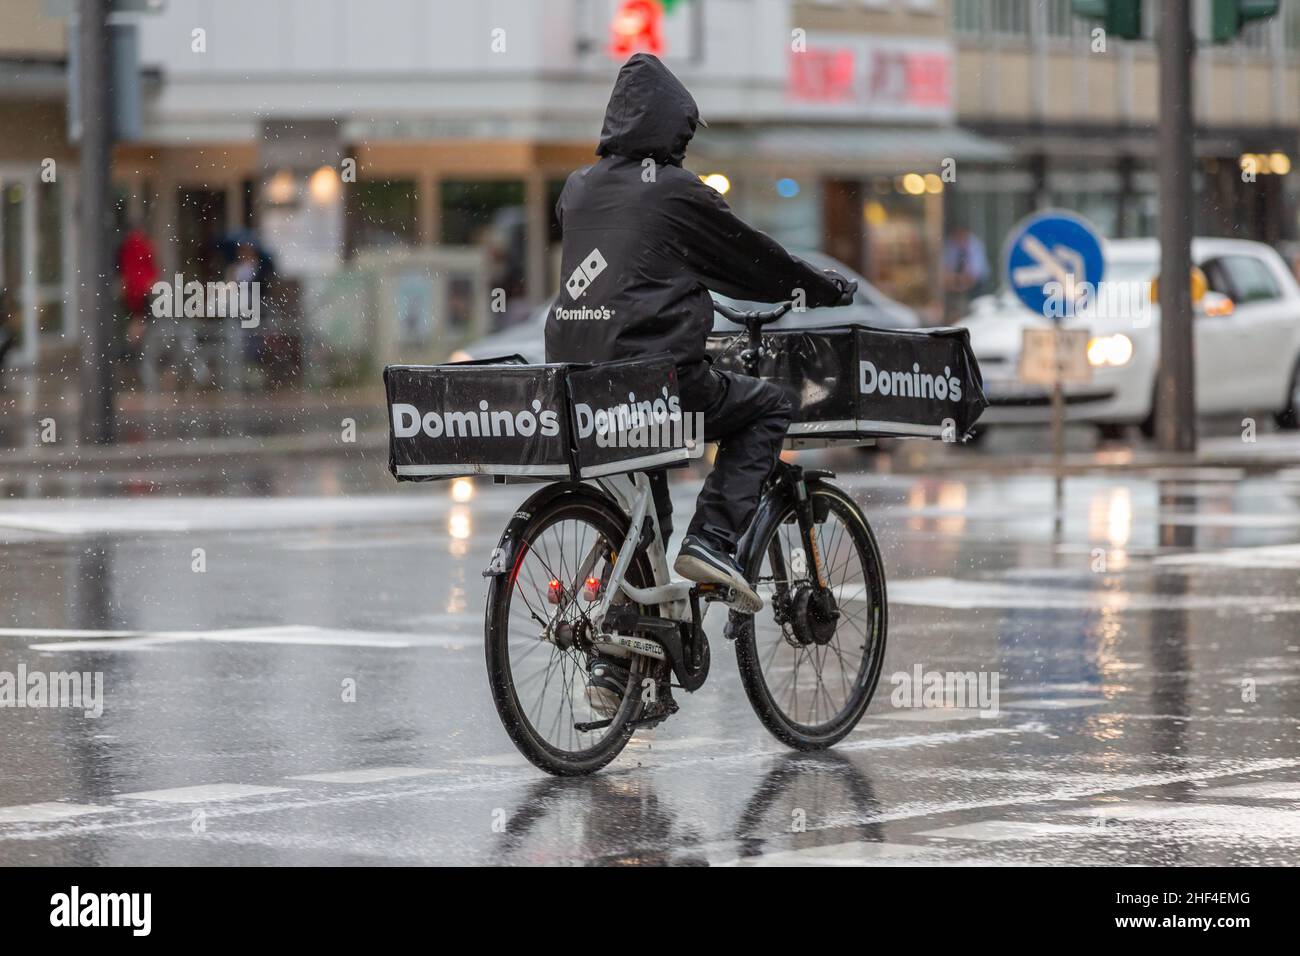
1012,234 -> 1086,299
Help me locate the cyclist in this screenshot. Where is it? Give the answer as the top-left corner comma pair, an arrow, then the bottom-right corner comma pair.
545,53 -> 855,615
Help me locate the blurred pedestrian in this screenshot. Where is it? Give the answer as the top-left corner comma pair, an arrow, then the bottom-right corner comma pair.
221,242 -> 260,389
117,220 -> 159,357
943,220 -> 989,323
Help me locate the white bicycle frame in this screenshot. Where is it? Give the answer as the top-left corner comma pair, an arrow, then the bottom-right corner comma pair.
584,472 -> 693,629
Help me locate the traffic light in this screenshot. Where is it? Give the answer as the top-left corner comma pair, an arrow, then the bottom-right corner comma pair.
1210,0 -> 1280,43
1070,0 -> 1143,41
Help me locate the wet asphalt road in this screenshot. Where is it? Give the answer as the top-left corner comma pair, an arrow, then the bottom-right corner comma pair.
1,447 -> 1299,866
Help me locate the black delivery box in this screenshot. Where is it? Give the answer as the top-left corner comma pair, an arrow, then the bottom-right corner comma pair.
705,324 -> 987,443
385,352 -> 695,481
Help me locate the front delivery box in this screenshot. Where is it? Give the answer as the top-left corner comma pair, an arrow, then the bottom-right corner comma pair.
705,324 -> 987,443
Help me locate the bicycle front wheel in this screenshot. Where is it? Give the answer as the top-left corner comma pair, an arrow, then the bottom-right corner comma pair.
735,482 -> 888,750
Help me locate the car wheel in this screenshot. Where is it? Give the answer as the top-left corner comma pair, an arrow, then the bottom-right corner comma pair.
1139,385 -> 1157,440
1096,423 -> 1128,443
1274,357 -> 1300,431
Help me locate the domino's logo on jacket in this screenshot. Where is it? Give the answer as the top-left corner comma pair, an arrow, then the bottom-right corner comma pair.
565,248 -> 607,300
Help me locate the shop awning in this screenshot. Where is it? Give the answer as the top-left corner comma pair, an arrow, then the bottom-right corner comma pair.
0,57 -> 67,101
976,127 -> 1298,161
689,124 -> 1011,169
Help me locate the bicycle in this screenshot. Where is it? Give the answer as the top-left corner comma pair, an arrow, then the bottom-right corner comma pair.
483,301 -> 889,776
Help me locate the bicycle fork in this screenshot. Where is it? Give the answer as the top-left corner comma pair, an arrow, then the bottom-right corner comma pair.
727,463 -> 837,647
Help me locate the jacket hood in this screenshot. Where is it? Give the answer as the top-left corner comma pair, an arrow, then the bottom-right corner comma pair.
596,53 -> 701,166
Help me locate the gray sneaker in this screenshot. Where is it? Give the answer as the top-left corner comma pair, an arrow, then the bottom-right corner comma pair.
673,535 -> 763,613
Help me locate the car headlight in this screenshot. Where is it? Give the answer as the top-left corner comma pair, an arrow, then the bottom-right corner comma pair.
448,349 -> 473,363
1087,333 -> 1133,368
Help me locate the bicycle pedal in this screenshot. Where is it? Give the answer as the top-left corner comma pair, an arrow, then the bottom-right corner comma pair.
695,583 -> 736,604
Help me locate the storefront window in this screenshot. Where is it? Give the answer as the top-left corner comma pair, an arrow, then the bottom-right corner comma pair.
862,187 -> 935,309
177,187 -> 228,281
37,179 -> 64,337
823,177 -> 936,311
242,177 -> 257,229
1043,0 -> 1081,38
952,0 -> 984,35
352,179 -> 419,249
441,179 -> 527,302
1048,189 -> 1122,238
1,182 -> 24,351
990,0 -> 1031,38
37,180 -> 61,287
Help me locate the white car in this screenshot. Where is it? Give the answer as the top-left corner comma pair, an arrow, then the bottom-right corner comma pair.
448,251 -> 918,364
960,237 -> 1300,436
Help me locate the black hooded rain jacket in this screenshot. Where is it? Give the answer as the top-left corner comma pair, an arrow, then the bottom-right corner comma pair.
545,53 -> 844,368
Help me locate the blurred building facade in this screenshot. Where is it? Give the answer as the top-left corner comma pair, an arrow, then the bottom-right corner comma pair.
0,0 -> 1296,371
952,0 -> 1300,270
0,0 -> 76,370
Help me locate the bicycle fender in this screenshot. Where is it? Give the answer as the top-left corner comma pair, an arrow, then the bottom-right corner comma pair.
734,470 -> 838,578
481,482 -> 620,578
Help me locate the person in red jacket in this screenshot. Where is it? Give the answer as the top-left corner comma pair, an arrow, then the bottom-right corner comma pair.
117,223 -> 159,350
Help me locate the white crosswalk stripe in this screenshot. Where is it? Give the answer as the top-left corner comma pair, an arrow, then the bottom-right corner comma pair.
0,803 -> 120,824
1201,781 -> 1300,799
288,768 -> 449,784
116,784 -> 292,804
917,820 -> 1096,841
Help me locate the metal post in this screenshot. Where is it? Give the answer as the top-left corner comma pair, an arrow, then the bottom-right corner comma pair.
1051,337 -> 1065,539
76,0 -> 116,445
1155,0 -> 1197,453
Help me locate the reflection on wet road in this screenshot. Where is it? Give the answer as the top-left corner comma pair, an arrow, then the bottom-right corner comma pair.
1,456 -> 1298,865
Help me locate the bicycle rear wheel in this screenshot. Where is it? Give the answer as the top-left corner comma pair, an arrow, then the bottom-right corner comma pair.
485,490 -> 659,776
734,482 -> 888,749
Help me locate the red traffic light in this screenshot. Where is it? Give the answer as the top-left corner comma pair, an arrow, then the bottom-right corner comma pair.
610,0 -> 664,58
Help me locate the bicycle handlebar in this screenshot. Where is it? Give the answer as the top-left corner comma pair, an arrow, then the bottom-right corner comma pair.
712,300 -> 794,327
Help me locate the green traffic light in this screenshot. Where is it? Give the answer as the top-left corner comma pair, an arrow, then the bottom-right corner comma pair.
1211,0 -> 1280,43
1069,0 -> 1143,41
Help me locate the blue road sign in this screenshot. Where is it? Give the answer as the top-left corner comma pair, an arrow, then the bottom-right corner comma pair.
1002,210 -> 1105,320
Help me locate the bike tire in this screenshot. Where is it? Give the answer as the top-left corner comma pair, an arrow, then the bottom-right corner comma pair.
485,489 -> 659,776
734,481 -> 888,750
